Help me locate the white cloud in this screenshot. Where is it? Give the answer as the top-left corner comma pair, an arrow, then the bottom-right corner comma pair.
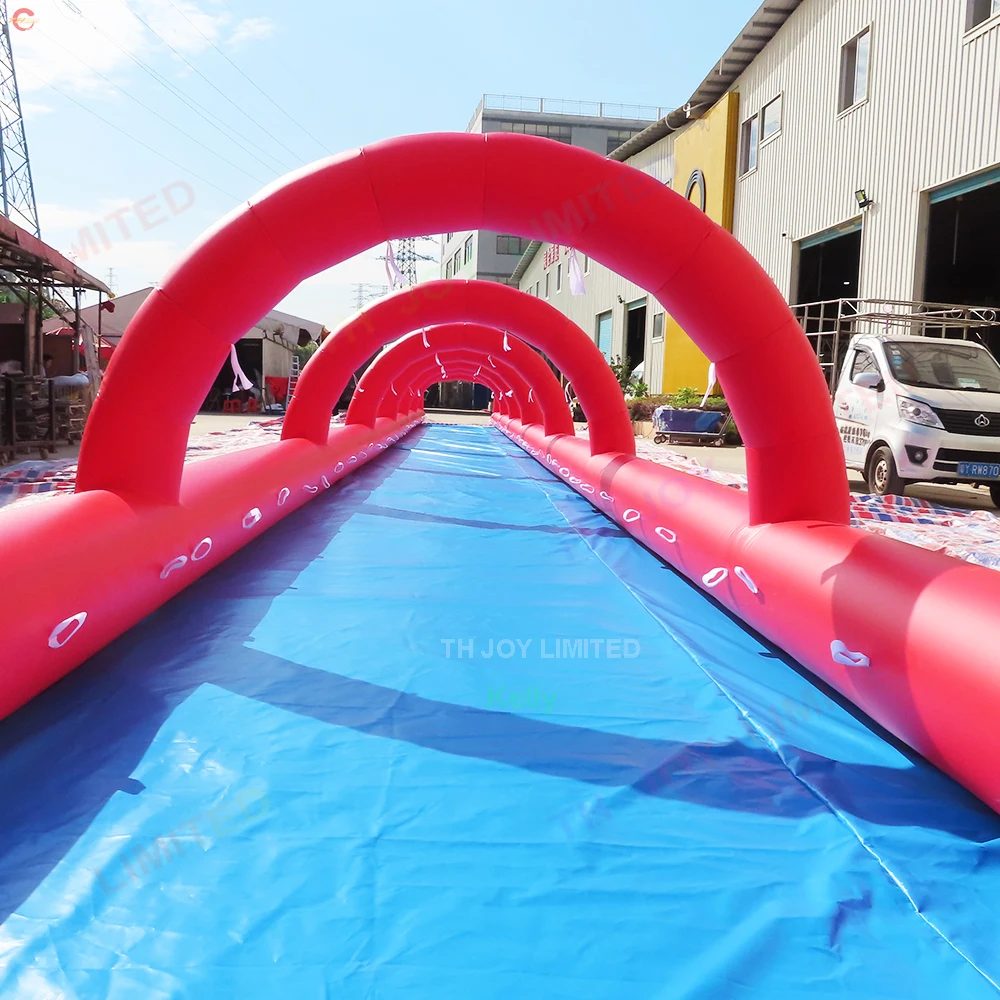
11,0 -> 271,98
228,17 -> 275,47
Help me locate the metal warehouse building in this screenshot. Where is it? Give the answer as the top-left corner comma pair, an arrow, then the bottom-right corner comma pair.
511,0 -> 1000,395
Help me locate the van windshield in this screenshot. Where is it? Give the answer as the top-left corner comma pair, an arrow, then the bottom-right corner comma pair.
884,341 -> 1000,393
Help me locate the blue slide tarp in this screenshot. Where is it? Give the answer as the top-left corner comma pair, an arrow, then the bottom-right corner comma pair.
1,424 -> 999,998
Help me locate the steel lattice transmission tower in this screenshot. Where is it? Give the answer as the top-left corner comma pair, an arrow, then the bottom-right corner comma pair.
393,237 -> 436,286
0,2 -> 39,235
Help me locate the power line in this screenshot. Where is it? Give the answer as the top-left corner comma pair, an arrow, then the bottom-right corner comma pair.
161,0 -> 330,156
21,67 -> 242,201
112,0 -> 308,166
66,4 -> 296,176
34,25 -> 269,186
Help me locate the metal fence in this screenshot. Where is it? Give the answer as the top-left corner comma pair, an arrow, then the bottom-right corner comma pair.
791,298 -> 1000,392
470,95 -> 670,130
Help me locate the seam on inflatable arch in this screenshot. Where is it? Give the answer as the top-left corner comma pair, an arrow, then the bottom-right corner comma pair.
504,436 -> 1000,993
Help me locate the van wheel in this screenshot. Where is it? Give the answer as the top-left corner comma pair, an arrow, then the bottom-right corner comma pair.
867,446 -> 905,497
990,484 -> 1000,508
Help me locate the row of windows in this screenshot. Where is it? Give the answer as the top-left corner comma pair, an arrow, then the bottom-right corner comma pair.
495,121 -> 573,143
739,23 -> 871,177
444,236 -> 475,278
521,255 -> 592,300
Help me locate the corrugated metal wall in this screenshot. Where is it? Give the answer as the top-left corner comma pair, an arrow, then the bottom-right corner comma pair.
516,138 -> 675,393
732,0 -> 1000,302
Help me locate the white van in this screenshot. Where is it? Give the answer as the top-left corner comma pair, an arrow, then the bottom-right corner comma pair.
832,333 -> 1000,505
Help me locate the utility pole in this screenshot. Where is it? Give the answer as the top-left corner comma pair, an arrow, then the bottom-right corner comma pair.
0,1 -> 40,235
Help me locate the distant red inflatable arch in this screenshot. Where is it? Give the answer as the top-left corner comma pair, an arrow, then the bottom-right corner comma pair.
75,132 -> 848,525
283,281 -> 632,459
386,356 -> 538,424
345,325 -> 573,436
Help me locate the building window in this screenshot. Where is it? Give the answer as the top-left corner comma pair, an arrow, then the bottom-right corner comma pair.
595,311 -> 613,360
583,254 -> 590,274
606,129 -> 640,155
453,250 -> 462,274
556,263 -> 562,292
534,281 -> 540,297
446,232 -> 453,241
740,114 -> 759,174
839,27 -> 871,112
464,236 -> 474,264
652,312 -> 665,342
967,0 -> 1000,29
446,259 -> 452,279
496,235 -> 530,255
544,272 -> 550,298
761,95 -> 782,143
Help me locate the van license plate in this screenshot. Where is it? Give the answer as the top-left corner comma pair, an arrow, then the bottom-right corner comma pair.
957,462 -> 1000,479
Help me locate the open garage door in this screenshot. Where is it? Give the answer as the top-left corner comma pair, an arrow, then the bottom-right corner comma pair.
925,166 -> 1000,354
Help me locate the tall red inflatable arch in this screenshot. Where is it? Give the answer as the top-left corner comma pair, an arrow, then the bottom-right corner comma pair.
345,325 -> 574,436
75,132 -> 849,526
283,281 -> 631,456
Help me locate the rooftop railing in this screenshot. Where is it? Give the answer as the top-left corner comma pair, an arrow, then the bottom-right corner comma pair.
792,297 -> 1000,392
469,95 -> 670,131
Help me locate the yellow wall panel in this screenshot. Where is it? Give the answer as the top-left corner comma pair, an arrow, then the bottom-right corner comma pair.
661,92 -> 740,394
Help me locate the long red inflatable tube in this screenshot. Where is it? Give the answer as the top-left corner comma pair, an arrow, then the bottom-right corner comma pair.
3,132 -> 999,814
493,416 -> 1000,813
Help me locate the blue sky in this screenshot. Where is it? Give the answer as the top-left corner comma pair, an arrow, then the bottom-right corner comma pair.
14,0 -> 761,327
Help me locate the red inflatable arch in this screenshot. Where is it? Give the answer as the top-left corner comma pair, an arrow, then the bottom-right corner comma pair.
383,354 -> 541,425
75,132 -> 847,525
345,324 -> 574,436
398,361 -> 515,417
281,281 -> 632,461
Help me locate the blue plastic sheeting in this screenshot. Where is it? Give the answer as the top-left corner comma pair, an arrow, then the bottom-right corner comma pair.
2,424 -> 1000,999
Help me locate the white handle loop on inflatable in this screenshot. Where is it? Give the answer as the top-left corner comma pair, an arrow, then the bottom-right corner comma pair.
160,555 -> 188,580
488,355 -> 497,368
321,476 -> 331,489
503,330 -> 511,352
528,389 -> 534,402
623,508 -> 641,523
277,487 -> 290,506
831,640 -> 871,668
48,612 -> 87,649
191,538 -> 213,562
580,484 -> 596,494
243,508 -> 262,529
734,566 -> 759,595
348,455 -> 357,464
655,526 -> 677,544
421,329 -> 430,347
600,491 -> 615,503
334,462 -> 345,474
303,485 -> 319,494
702,567 -> 729,588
